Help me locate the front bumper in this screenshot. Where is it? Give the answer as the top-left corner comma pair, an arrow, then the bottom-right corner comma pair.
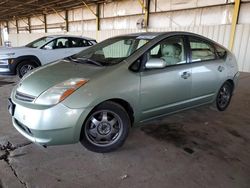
0,59 -> 16,75
11,100 -> 90,146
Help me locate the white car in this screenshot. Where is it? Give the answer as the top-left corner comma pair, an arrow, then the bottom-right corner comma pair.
0,35 -> 97,77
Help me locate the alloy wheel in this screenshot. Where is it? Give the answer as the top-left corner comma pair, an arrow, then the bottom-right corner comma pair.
85,110 -> 123,147
20,64 -> 35,77
217,84 -> 231,109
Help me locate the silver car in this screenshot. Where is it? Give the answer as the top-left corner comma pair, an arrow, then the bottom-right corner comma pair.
9,32 -> 239,152
0,35 -> 97,78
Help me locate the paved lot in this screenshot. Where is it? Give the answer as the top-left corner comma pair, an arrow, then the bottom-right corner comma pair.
0,73 -> 250,188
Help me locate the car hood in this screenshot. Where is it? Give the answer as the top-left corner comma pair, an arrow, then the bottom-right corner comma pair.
0,46 -> 28,54
16,60 -> 106,97
0,46 -> 30,57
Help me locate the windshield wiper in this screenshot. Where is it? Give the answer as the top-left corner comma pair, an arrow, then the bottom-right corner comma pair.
69,57 -> 103,66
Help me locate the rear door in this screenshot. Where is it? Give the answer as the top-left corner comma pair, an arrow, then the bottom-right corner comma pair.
187,36 -> 227,105
139,36 -> 192,121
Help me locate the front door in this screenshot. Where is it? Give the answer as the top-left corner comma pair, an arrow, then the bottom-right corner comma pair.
40,37 -> 72,65
139,36 -> 192,121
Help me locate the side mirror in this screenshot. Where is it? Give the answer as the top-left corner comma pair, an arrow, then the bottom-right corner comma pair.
145,58 -> 167,69
43,45 -> 53,50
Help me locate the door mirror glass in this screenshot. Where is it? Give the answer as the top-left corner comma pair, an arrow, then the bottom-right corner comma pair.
145,58 -> 167,69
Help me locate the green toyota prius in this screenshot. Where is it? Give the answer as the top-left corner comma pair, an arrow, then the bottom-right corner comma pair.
9,32 -> 239,152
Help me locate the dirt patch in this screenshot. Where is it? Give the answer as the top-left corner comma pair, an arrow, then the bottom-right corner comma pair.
141,121 -> 234,155
140,121 -> 247,163
141,123 -> 205,154
141,123 -> 187,147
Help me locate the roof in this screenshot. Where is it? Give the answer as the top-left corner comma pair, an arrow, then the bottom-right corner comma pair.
114,31 -> 195,39
113,31 -> 226,49
47,35 -> 95,40
0,0 -> 114,21
117,31 -> 217,40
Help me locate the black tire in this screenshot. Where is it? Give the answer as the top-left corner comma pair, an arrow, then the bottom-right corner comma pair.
80,101 -> 130,153
216,82 -> 233,111
17,61 -> 37,78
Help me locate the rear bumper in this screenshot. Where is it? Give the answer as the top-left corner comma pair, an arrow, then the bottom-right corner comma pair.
233,71 -> 240,86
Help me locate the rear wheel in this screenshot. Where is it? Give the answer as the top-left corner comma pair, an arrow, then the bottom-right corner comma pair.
80,101 -> 130,153
216,82 -> 233,111
17,61 -> 37,78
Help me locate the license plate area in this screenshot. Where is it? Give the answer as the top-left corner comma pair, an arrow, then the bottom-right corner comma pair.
8,98 -> 15,116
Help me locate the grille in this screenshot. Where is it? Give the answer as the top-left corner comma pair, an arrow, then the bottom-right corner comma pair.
15,91 -> 36,102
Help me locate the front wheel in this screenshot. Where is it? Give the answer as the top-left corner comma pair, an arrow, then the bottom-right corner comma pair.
216,82 -> 233,111
80,101 -> 130,153
17,61 -> 37,78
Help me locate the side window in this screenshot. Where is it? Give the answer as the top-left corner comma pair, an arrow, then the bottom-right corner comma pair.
189,37 -> 216,62
150,45 -> 160,56
102,39 -> 132,58
137,39 -> 148,49
146,37 -> 186,68
83,40 -> 93,47
42,40 -> 55,50
53,38 -> 69,49
70,38 -> 93,48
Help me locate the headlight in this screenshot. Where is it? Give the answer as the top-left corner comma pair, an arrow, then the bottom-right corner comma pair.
35,78 -> 88,105
0,53 -> 15,59
0,59 -> 9,65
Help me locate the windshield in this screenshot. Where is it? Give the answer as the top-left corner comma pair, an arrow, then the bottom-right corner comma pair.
25,37 -> 54,48
73,36 -> 150,65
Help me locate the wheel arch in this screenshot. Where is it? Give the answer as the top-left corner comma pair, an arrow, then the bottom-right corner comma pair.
79,98 -> 134,143
14,55 -> 42,73
106,98 -> 135,125
225,79 -> 235,90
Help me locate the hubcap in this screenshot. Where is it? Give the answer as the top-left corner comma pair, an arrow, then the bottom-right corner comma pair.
20,64 -> 35,76
218,85 -> 231,108
97,122 -> 111,135
85,110 -> 123,147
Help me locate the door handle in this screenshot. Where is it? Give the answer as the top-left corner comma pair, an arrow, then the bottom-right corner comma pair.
181,71 -> 191,79
218,66 -> 225,72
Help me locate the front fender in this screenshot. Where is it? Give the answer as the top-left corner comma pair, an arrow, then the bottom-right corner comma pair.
10,55 -> 42,73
